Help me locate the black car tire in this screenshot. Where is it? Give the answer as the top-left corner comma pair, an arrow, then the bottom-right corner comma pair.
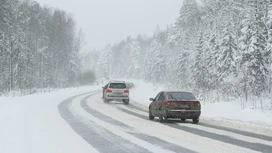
192,118 -> 199,124
164,117 -> 168,122
102,91 -> 104,99
149,109 -> 154,120
123,99 -> 129,105
104,99 -> 109,103
181,118 -> 186,122
159,110 -> 167,123
159,115 -> 163,122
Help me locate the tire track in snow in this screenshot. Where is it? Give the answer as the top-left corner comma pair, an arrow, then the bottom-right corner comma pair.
118,106 -> 272,153
74,95 -> 177,153
200,123 -> 272,142
81,95 -> 195,153
83,93 -> 267,153
80,95 -> 196,153
127,102 -> 272,142
123,103 -> 148,113
58,91 -> 151,153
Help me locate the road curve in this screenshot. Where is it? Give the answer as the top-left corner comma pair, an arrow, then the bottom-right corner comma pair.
58,91 -> 272,153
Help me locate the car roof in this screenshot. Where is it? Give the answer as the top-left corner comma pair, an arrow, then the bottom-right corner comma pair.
109,80 -> 126,83
163,91 -> 193,94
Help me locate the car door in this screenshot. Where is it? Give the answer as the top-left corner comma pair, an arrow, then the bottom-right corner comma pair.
150,92 -> 161,116
154,92 -> 163,116
156,92 -> 164,114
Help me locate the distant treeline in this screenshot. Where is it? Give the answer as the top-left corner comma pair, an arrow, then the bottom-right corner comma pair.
84,0 -> 272,106
0,0 -> 95,95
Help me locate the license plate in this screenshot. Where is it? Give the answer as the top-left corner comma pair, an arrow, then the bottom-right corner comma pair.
179,104 -> 189,109
114,92 -> 122,95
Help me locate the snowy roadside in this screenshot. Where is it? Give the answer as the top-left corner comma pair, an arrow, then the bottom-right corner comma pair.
126,79 -> 272,127
0,85 -> 101,153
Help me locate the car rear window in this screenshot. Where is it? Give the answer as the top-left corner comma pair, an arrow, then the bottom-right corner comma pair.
109,83 -> 126,89
167,92 -> 197,101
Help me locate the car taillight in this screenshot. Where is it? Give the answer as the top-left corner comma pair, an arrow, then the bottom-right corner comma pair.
106,89 -> 112,93
197,102 -> 200,107
166,101 -> 171,105
124,89 -> 129,93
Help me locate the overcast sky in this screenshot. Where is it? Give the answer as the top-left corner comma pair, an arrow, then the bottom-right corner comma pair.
35,0 -> 183,51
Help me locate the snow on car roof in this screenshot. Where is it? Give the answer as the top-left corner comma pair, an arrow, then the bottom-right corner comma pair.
109,80 -> 126,83
164,91 -> 194,94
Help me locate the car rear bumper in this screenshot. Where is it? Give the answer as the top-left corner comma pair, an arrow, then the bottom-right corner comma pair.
105,96 -> 129,100
162,110 -> 201,119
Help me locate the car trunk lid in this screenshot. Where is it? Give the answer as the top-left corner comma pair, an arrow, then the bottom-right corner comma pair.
166,100 -> 200,110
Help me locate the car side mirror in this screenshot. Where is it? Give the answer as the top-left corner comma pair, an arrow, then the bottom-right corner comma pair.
149,98 -> 154,101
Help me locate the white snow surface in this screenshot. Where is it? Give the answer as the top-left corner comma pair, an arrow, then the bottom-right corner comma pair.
0,80 -> 271,153
0,86 -> 101,153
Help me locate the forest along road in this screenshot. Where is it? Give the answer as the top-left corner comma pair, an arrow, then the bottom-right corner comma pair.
58,91 -> 272,153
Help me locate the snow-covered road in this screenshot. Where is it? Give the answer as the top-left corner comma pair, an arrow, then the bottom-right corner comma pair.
59,91 -> 272,153
0,83 -> 271,153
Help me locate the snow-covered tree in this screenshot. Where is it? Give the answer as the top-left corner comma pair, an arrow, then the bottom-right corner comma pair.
217,21 -> 238,82
149,40 -> 166,84
0,0 -> 84,94
86,0 -> 272,104
128,39 -> 141,78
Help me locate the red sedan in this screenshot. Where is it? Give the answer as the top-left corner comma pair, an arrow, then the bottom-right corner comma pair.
149,91 -> 201,123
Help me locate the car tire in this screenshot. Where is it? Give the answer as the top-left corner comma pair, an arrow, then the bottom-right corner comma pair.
102,91 -> 106,99
159,114 -> 163,122
159,115 -> 167,122
123,99 -> 129,105
159,110 -> 167,123
192,118 -> 199,124
103,99 -> 109,103
149,109 -> 154,120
